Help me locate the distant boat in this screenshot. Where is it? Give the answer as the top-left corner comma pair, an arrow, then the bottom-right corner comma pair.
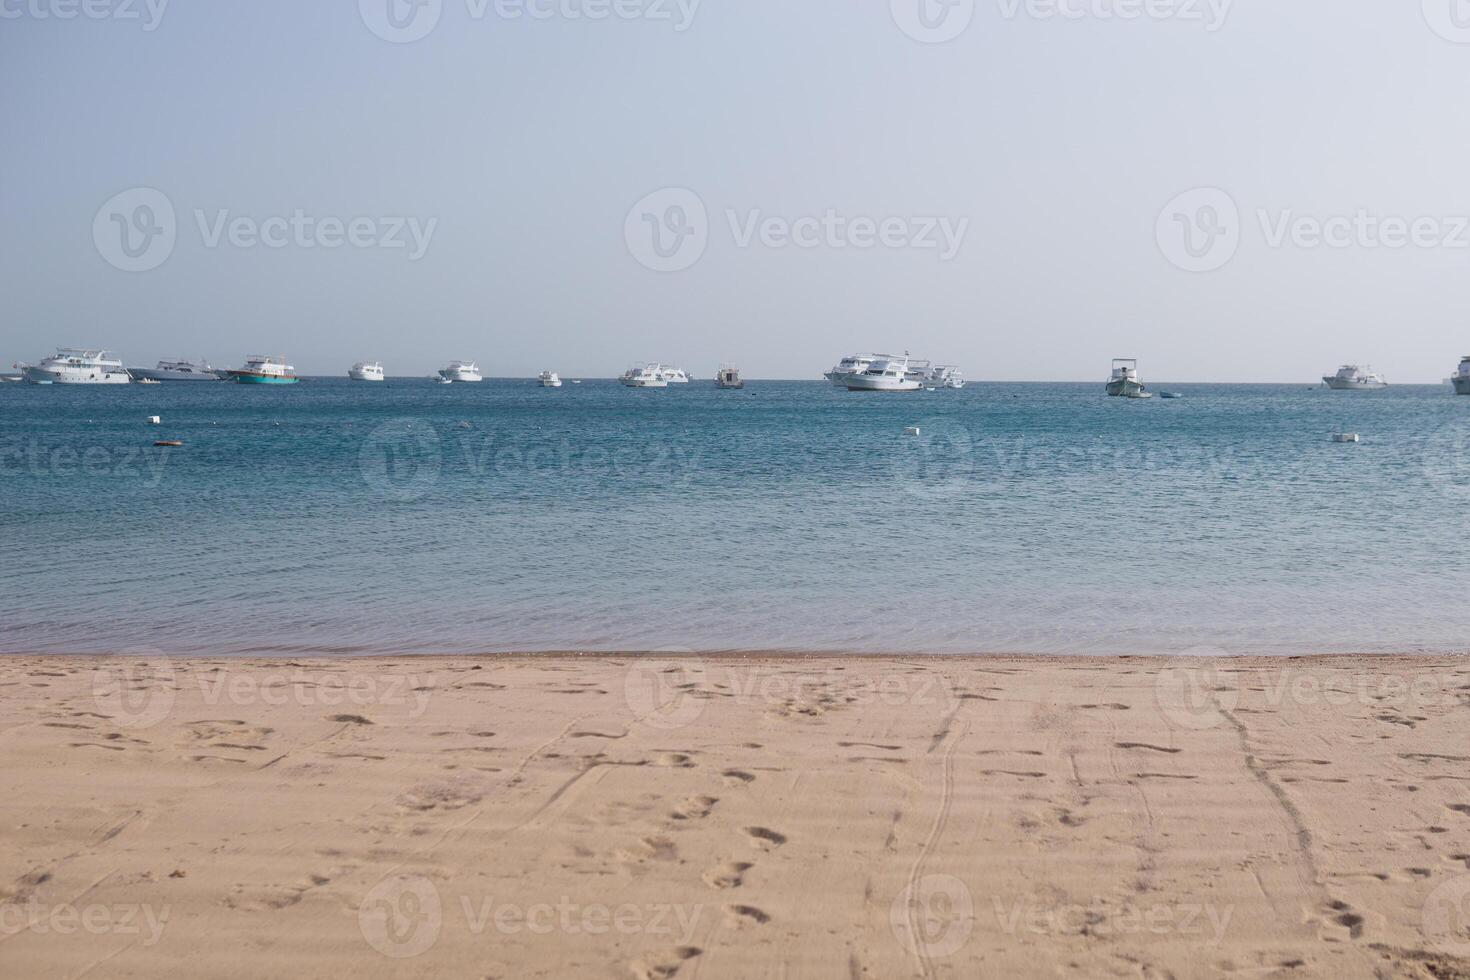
659,366 -> 691,384
715,365 -> 744,389
1105,358 -> 1151,398
349,361 -> 384,381
1322,364 -> 1387,390
925,365 -> 964,389
843,353 -> 927,392
1452,355 -> 1470,395
432,374 -> 453,385
620,363 -> 669,388
1159,391 -> 1184,400
130,358 -> 222,382
20,348 -> 132,385
439,361 -> 482,383
227,355 -> 298,385
824,352 -> 877,387
538,370 -> 562,388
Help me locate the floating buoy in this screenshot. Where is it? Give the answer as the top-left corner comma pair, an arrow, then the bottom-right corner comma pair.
154,440 -> 183,447
1332,433 -> 1361,443
904,426 -> 921,436
146,415 -> 160,425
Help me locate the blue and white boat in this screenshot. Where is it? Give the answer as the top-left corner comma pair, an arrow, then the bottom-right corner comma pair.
227,354 -> 299,385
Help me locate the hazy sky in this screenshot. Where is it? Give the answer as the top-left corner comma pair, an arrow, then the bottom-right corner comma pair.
4,0 -> 1470,381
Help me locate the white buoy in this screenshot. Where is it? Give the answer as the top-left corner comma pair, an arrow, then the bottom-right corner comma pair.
1332,433 -> 1360,443
904,426 -> 921,436
146,415 -> 160,425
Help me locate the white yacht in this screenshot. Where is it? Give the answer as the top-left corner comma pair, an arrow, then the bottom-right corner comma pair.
226,354 -> 299,385
620,363 -> 670,388
349,361 -> 384,381
1322,364 -> 1387,390
1451,356 -> 1469,395
715,365 -> 744,389
823,353 -> 877,387
1105,358 -> 1151,398
21,349 -> 132,384
658,366 -> 690,384
129,358 -> 222,382
538,370 -> 562,388
439,361 -> 482,383
842,353 -> 927,391
925,365 -> 965,389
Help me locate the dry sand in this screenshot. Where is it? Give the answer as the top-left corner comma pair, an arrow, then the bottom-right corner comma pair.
1,654 -> 1469,979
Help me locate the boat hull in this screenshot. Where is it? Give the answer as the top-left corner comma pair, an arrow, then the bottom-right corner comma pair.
844,378 -> 922,391
1323,378 -> 1387,390
130,367 -> 222,382
23,367 -> 131,384
1105,379 -> 1148,397
1453,377 -> 1470,395
348,372 -> 384,381
230,372 -> 299,384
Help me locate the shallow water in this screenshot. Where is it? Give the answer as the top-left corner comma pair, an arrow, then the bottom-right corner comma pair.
2,378 -> 1467,655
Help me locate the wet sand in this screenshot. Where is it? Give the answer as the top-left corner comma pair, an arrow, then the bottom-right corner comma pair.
1,654 -> 1468,979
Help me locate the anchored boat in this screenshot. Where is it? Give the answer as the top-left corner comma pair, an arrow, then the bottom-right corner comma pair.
438,361 -> 482,383
1452,356 -> 1470,395
349,361 -> 384,381
843,353 -> 928,391
227,355 -> 299,385
21,349 -> 132,384
1105,358 -> 1151,398
130,358 -> 222,382
1322,364 -> 1387,390
620,363 -> 670,388
715,365 -> 744,389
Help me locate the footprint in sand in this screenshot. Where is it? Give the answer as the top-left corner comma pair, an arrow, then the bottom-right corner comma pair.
616,836 -> 679,864
327,714 -> 373,725
723,904 -> 770,927
721,769 -> 755,785
701,861 -> 753,889
653,753 -> 695,768
671,796 -> 718,821
742,826 -> 787,849
630,946 -> 702,980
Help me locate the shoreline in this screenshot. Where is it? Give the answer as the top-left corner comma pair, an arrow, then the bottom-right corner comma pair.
3,654 -> 1468,978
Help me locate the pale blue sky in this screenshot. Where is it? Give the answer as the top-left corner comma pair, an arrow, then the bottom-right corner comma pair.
4,1 -> 1470,381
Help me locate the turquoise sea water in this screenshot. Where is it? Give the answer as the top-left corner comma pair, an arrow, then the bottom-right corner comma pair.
2,379 -> 1467,655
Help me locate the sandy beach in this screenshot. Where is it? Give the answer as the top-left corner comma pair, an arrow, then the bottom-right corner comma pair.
2,654 -> 1468,979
